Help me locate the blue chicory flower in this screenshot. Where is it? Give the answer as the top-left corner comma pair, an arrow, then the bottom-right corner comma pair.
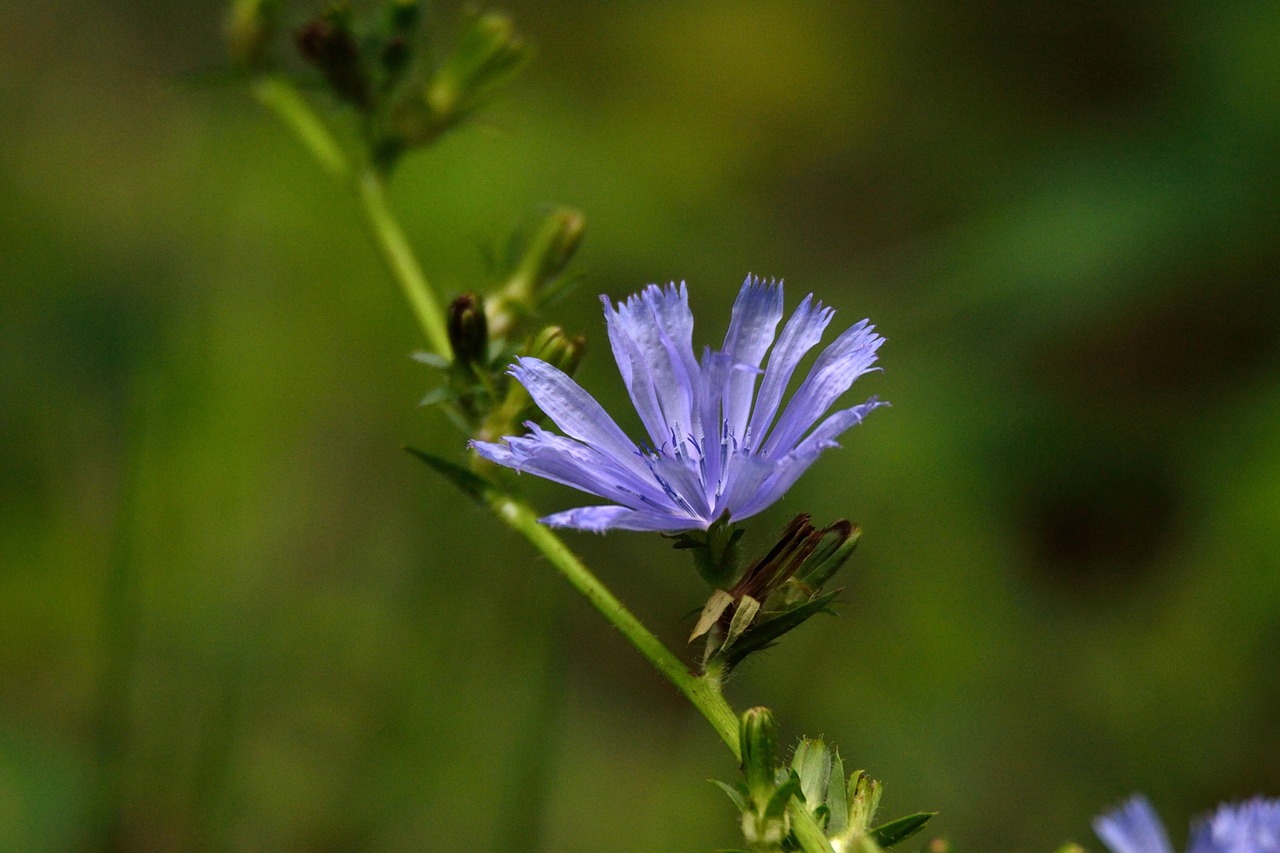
1095,794 -> 1280,853
470,275 -> 886,532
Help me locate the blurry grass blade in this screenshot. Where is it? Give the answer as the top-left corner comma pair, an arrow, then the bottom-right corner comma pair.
869,812 -> 935,847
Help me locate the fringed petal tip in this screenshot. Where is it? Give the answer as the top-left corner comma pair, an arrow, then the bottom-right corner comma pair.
1094,795 -> 1174,853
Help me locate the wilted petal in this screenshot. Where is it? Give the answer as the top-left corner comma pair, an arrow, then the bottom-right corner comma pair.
1094,795 -> 1175,853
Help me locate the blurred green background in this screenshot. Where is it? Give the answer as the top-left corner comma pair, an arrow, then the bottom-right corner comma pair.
4,1 -> 1280,850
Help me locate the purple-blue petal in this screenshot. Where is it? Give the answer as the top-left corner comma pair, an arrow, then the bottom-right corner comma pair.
720,275 -> 784,440
1188,797 -> 1280,853
1094,795 -> 1175,853
541,504 -> 698,533
762,320 -> 884,457
746,293 -> 834,449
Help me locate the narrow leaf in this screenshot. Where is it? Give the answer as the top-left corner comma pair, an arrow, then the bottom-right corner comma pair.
764,777 -> 802,821
709,778 -> 749,813
869,812 -> 935,848
722,590 -> 841,670
405,446 -> 494,502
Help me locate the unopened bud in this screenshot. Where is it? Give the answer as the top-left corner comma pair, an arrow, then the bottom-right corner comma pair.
447,294 -> 489,368
426,11 -> 528,119
847,770 -> 883,833
525,326 -> 585,377
296,7 -> 370,110
740,707 -> 778,804
509,207 -> 586,302
226,0 -> 278,68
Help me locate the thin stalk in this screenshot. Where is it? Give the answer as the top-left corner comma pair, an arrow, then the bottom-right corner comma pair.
251,77 -> 350,181
251,76 -> 451,358
354,168 -> 452,358
487,492 -> 741,760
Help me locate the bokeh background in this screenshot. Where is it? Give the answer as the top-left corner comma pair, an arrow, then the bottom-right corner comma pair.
4,1 -> 1280,850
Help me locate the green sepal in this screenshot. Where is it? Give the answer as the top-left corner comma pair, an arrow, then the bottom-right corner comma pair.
722,594 -> 760,651
690,590 -> 734,643
1054,845 -> 1086,853
798,523 -> 861,588
720,590 -> 841,671
764,775 -> 801,822
869,812 -> 935,847
847,770 -> 882,831
404,446 -> 494,503
790,739 -> 832,811
825,751 -> 849,835
710,778 -> 749,813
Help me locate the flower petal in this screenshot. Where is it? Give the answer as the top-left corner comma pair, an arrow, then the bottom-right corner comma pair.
508,356 -> 651,482
1094,795 -> 1175,853
746,293 -> 834,448
732,398 -> 884,520
720,276 -> 784,440
541,504 -> 697,532
472,424 -> 675,513
762,320 -> 884,456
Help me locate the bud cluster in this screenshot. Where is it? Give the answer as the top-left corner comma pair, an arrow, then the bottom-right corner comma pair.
717,709 -> 934,853
228,0 -> 529,173
411,204 -> 587,444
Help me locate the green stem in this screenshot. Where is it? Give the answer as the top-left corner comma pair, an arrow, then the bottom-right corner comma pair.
354,168 -> 452,358
487,492 -> 741,760
251,76 -> 350,181
251,76 -> 452,358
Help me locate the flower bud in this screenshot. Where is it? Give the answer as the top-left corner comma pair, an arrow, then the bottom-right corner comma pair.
426,11 -> 528,120
447,293 -> 489,369
740,707 -> 778,804
510,207 -> 586,302
525,326 -> 585,377
296,6 -> 370,110
226,0 -> 278,69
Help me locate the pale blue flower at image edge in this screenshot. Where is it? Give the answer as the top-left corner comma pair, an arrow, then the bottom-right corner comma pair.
470,275 -> 886,532
1096,794 -> 1280,853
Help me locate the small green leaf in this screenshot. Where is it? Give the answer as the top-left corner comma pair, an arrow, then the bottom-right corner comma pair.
721,590 -> 841,670
690,589 -> 734,642
826,751 -> 848,835
723,594 -> 761,650
869,812 -> 935,848
710,778 -> 749,813
404,446 -> 494,502
764,776 -> 802,821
